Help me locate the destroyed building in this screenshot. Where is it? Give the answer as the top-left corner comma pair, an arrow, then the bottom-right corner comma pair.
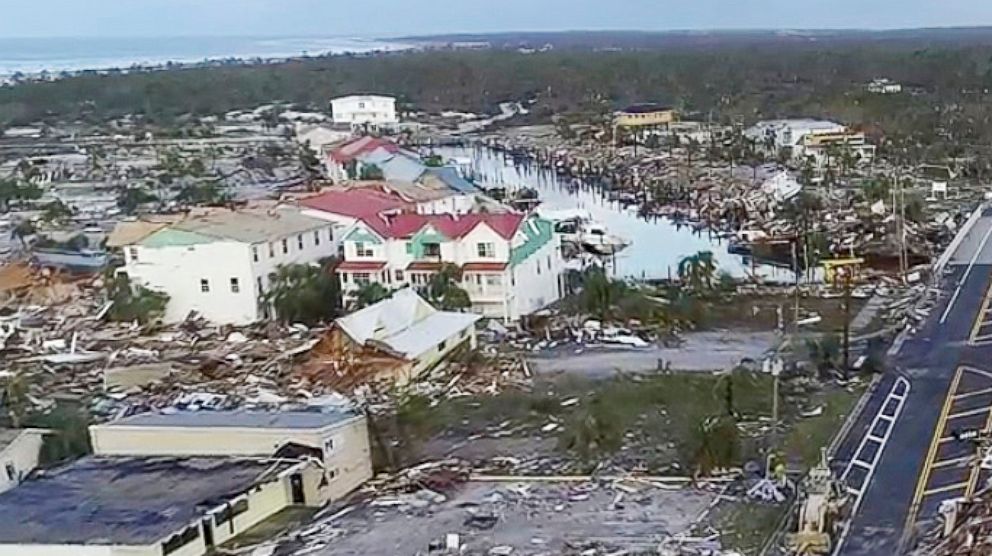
300,288 -> 480,387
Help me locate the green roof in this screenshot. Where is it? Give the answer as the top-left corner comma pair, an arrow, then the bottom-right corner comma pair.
139,228 -> 217,247
510,216 -> 554,267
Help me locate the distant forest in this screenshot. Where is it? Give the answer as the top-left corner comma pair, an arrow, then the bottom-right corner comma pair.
6,31 -> 992,162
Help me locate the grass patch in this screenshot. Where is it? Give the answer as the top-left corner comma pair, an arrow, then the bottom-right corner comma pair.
784,385 -> 866,469
712,501 -> 788,556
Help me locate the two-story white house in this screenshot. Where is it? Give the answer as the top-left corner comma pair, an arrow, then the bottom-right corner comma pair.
316,209 -> 561,322
330,95 -> 398,130
121,209 -> 337,325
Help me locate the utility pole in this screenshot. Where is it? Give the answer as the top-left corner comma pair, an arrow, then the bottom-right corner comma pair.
842,269 -> 853,375
792,239 -> 801,328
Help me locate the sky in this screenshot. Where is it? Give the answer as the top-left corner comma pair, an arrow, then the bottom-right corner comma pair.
4,0 -> 992,38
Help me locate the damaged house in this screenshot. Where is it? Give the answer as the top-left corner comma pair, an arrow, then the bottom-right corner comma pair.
302,288 -> 480,387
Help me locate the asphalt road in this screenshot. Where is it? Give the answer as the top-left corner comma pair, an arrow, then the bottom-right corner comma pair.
835,209 -> 992,555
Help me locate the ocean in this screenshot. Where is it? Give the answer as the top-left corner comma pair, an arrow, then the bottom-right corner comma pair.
0,36 -> 410,76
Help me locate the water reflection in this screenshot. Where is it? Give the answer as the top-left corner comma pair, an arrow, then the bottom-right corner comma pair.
438,146 -> 796,282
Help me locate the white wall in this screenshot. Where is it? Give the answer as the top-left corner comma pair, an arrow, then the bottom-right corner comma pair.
508,234 -> 563,320
331,96 -> 398,127
125,222 -> 337,325
126,241 -> 258,325
0,431 -> 45,494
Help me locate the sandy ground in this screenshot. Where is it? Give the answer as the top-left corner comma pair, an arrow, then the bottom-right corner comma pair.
304,481 -> 715,556
527,331 -> 780,377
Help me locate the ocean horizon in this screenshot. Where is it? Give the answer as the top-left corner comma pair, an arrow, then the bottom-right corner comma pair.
0,35 -> 411,76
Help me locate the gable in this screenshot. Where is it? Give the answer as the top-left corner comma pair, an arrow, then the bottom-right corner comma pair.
344,225 -> 383,245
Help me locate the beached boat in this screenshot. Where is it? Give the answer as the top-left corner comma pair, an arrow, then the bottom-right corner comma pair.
579,222 -> 630,256
32,248 -> 109,271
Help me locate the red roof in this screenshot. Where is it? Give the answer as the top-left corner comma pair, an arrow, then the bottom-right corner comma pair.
336,261 -> 387,271
384,213 -> 524,241
462,262 -> 508,272
301,188 -> 525,241
407,261 -> 443,272
328,137 -> 400,164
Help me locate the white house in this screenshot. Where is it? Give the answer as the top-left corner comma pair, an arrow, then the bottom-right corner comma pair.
0,429 -> 47,494
330,95 -> 398,130
867,78 -> 902,94
120,209 -> 337,325
309,204 -> 561,321
745,119 -> 875,168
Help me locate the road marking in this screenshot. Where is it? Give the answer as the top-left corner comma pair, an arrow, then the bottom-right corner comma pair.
948,406 -> 992,420
834,376 -> 911,556
923,481 -> 970,496
943,222 -> 992,324
932,456 -> 972,469
954,387 -> 992,401
905,367 -> 963,534
970,280 -> 992,343
966,403 -> 992,498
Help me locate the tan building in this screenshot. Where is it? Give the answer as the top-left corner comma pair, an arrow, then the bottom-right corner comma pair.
90,409 -> 372,502
0,410 -> 373,556
614,103 -> 677,128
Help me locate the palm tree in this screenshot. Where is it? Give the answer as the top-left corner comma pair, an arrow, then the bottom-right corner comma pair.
678,251 -> 718,295
354,283 -> 392,309
265,262 -> 341,325
423,264 -> 471,311
580,268 -> 627,320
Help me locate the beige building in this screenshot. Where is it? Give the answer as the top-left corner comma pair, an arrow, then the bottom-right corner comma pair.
0,410 -> 373,556
0,429 -> 47,494
614,103 -> 677,128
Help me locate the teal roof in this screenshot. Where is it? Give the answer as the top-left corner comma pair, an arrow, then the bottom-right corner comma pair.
139,228 -> 217,247
510,216 -> 554,267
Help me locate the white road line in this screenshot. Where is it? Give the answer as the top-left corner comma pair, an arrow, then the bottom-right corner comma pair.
941,221 -> 992,324
833,377 -> 912,556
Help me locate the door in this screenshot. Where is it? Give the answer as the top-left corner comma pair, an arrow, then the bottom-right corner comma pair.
289,473 -> 306,505
201,518 -> 215,548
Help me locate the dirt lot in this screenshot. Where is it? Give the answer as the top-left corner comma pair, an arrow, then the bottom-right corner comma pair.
527,331 -> 780,376
295,480 -> 718,556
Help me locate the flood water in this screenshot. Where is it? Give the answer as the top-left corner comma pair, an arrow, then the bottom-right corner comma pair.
438,146 -> 797,282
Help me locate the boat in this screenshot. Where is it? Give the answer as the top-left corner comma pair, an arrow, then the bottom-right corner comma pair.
32,248 -> 109,272
579,222 -> 630,256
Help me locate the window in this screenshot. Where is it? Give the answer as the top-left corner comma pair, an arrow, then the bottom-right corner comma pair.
486,275 -> 502,286
423,243 -> 441,257
438,340 -> 447,351
477,242 -> 495,258
297,234 -> 304,250
358,102 -> 366,109
536,262 -> 541,275
4,463 -> 14,482
230,278 -> 240,293
281,238 -> 289,254
314,230 -> 321,246
395,270 -> 404,281
162,524 -> 200,555
128,247 -> 139,262
268,242 -> 275,258
329,228 -> 334,242
354,273 -> 371,285
405,242 -> 413,254
356,242 -> 373,257
256,277 -> 264,293
213,498 -> 250,526
200,279 -> 210,293
251,245 -> 259,262
324,438 -> 335,454
547,256 -> 552,270
475,275 -> 482,285
341,273 -> 348,284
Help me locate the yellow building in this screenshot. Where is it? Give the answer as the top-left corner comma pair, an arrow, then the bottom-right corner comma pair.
0,410 -> 373,556
614,103 -> 678,128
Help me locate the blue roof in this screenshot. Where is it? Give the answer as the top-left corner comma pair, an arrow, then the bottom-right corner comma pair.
427,167 -> 478,194
106,409 -> 358,430
0,456 -> 295,545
